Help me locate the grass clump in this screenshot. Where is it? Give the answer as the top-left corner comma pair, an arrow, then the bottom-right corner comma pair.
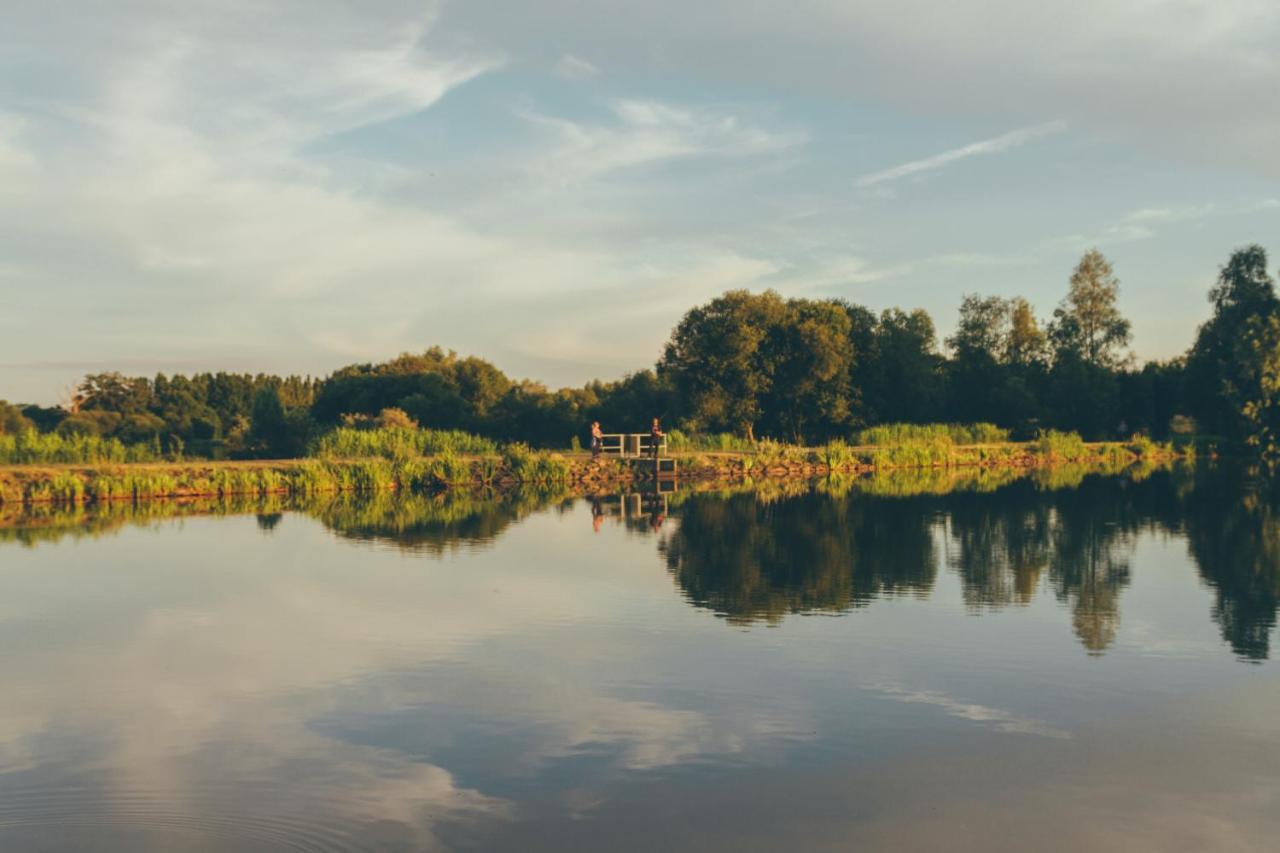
502,443 -> 570,485
855,423 -> 1009,446
1034,430 -> 1087,461
666,430 -> 756,453
307,427 -> 497,460
0,431 -> 161,465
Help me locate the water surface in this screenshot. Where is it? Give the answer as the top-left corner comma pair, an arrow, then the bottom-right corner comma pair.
1,465 -> 1277,851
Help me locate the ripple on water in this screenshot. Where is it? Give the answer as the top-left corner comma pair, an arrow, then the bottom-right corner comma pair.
0,783 -> 406,853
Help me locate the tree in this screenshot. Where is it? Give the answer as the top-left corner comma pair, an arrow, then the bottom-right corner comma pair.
864,308 -> 943,423
0,401 -> 35,435
946,295 -> 1010,424
760,298 -> 854,442
1049,250 -> 1131,370
1005,297 -> 1048,368
1185,245 -> 1279,438
659,290 -> 788,441
1238,314 -> 1280,456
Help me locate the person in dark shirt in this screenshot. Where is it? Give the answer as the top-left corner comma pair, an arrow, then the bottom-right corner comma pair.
590,421 -> 604,458
649,418 -> 664,459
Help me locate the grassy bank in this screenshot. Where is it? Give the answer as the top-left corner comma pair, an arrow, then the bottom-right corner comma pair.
0,427 -> 1193,506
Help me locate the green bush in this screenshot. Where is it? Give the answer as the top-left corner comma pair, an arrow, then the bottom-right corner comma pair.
1034,430 -> 1087,460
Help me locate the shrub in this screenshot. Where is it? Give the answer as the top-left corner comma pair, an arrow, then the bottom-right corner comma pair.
1034,430 -> 1087,461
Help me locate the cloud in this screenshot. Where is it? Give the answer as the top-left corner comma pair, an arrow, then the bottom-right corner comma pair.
871,682 -> 1071,739
855,121 -> 1067,188
519,98 -> 805,182
554,53 -> 599,79
438,1 -> 1280,176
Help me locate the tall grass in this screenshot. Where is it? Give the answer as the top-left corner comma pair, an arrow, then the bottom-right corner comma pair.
0,431 -> 160,465
307,427 -> 497,459
855,423 -> 1010,446
501,443 -> 570,485
1033,429 -> 1087,460
665,430 -> 756,453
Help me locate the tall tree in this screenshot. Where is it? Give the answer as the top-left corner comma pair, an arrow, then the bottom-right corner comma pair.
1185,245 -> 1279,438
865,308 -> 943,423
1004,297 -> 1048,368
946,295 -> 1010,424
659,290 -> 788,441
1237,314 -> 1280,456
761,299 -> 854,442
1049,250 -> 1132,370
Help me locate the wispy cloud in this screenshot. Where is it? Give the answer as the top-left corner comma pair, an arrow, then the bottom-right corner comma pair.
855,120 -> 1067,188
554,53 -> 599,79
871,682 -> 1071,739
519,98 -> 805,182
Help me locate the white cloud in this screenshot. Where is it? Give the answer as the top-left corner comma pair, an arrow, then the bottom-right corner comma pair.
519,98 -> 805,182
554,53 -> 599,79
855,121 -> 1067,188
439,0 -> 1280,175
871,682 -> 1071,739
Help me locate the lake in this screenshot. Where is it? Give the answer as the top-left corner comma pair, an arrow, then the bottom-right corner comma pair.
0,464 -> 1277,851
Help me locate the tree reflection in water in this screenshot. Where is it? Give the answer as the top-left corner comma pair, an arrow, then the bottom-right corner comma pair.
660,465 -> 1279,660
1,462 -> 1277,659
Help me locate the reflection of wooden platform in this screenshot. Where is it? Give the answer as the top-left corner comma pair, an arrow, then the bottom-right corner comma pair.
595,491 -> 670,519
655,458 -> 678,478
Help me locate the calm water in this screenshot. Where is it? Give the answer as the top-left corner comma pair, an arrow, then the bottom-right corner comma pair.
0,465 -> 1277,851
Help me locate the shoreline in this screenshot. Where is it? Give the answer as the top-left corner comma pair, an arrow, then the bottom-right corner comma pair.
0,440 -> 1192,506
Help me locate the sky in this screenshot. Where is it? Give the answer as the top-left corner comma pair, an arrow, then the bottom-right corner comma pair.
2,0 -> 1280,404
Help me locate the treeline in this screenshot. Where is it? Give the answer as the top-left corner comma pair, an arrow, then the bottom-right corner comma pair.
2,244 -> 1280,455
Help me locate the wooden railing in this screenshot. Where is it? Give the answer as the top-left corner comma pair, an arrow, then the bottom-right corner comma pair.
596,433 -> 668,458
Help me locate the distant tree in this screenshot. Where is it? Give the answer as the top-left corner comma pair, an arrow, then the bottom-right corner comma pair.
1185,245 -> 1280,438
374,407 -> 418,429
865,308 -> 943,423
0,401 -> 35,435
837,301 -> 879,426
761,298 -> 854,442
946,295 -> 1010,424
76,372 -> 154,415
948,294 -> 1010,361
659,290 -> 789,441
18,404 -> 67,433
1237,314 -> 1280,456
1049,250 -> 1132,370
1004,297 -> 1048,368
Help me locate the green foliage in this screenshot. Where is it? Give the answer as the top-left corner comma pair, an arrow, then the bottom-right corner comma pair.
308,427 -> 498,459
820,439 -> 860,470
1185,245 -> 1279,439
1049,249 -> 1132,370
0,430 -> 161,464
0,401 -> 36,436
1238,314 -> 1280,457
665,430 -> 755,453
856,423 -> 1010,445
1034,430 -> 1087,460
501,443 -> 569,485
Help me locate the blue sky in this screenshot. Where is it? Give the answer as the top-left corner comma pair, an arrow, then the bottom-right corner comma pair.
3,0 -> 1280,403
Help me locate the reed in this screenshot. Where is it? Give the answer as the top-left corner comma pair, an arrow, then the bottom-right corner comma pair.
0,431 -> 161,465
307,427 -> 498,460
855,422 -> 1010,446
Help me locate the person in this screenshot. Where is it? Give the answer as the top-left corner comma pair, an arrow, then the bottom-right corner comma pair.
590,421 -> 604,458
649,417 -> 664,459
591,497 -> 604,533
